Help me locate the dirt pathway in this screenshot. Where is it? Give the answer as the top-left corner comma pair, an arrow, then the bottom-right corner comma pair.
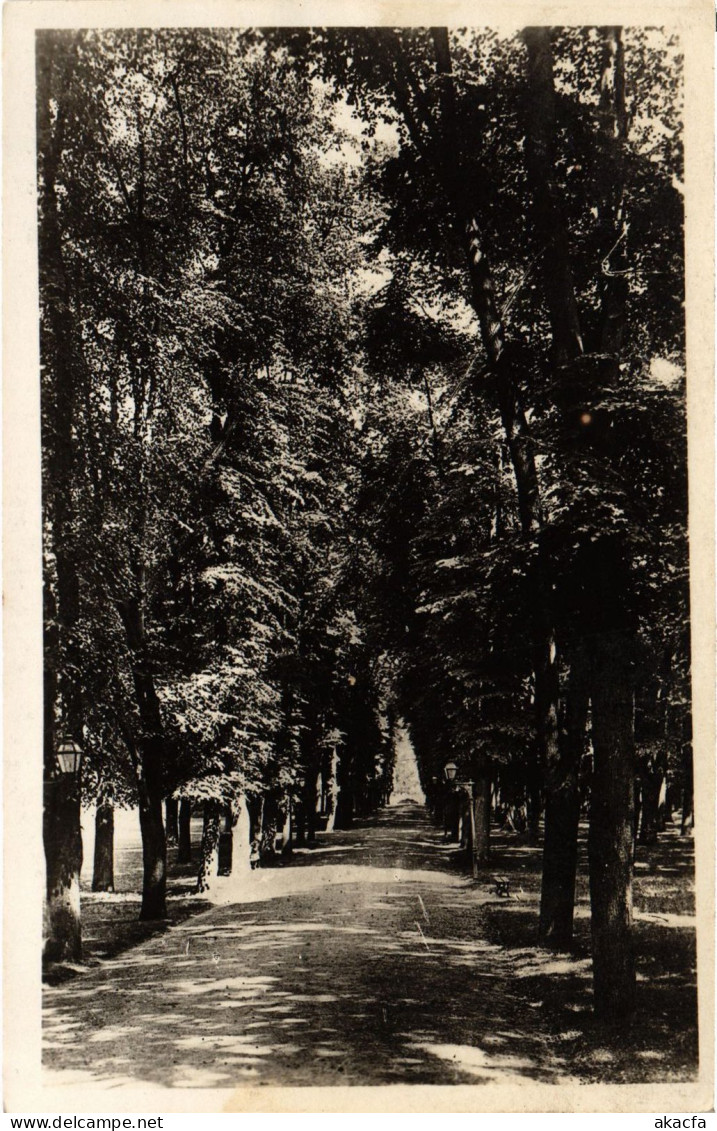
43,802 -> 582,1089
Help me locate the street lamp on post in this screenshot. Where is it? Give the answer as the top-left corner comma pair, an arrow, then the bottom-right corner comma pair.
56,737 -> 82,776
444,760 -> 478,878
444,760 -> 472,793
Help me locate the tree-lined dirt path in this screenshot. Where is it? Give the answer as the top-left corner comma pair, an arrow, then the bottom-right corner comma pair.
44,802 -> 582,1090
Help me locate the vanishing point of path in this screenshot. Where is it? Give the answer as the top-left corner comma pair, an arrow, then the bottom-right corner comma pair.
44,802 -> 579,1089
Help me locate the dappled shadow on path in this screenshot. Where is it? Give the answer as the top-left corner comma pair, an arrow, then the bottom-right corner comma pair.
44,804 -> 574,1089
43,803 -> 697,1090
273,805 -> 467,874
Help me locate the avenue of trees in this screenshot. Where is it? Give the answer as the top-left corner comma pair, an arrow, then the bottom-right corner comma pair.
39,25 -> 690,1022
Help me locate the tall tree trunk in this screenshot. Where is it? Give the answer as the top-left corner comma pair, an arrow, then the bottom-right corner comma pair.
589,629 -> 636,1020
38,36 -> 85,969
334,760 -> 354,829
458,805 -> 468,851
165,797 -> 179,846
638,768 -> 662,845
42,588 -> 83,961
116,596 -> 168,919
471,765 -> 491,871
539,647 -> 589,948
521,29 -> 593,948
178,799 -> 192,864
633,776 -> 643,850
588,29 -> 637,1016
294,804 -> 306,846
137,794 -> 166,920
305,791 -> 314,845
524,742 -> 543,845
431,37 -> 564,886
251,796 -> 265,846
235,795 -> 253,874
92,801 -> 115,893
597,27 -> 630,355
217,808 -> 234,876
43,776 -> 83,964
681,742 -> 694,834
522,27 -> 584,365
43,586 -> 60,780
444,790 -> 460,841
196,802 -> 221,893
431,29 -> 545,536
656,772 -> 668,831
281,801 -> 293,854
324,748 -> 340,833
303,768 -> 319,843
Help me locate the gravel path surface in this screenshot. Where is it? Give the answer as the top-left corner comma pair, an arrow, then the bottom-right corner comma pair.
44,802 -> 575,1089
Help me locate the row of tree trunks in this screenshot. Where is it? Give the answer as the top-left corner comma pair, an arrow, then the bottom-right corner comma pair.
88,794 -> 271,898
54,791 -> 279,927
91,796 -> 196,894
244,739 -> 388,866
196,797 -> 255,893
92,783 -> 403,898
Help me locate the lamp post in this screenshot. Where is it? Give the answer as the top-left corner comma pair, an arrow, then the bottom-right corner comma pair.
444,760 -> 478,878
442,761 -> 458,839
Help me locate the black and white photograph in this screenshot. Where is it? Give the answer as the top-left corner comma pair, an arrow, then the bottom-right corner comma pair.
3,0 -> 714,1115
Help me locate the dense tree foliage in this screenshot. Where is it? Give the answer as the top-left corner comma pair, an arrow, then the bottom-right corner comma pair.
39,26 -> 689,1022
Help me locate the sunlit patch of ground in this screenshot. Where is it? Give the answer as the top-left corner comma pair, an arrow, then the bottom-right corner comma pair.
44,802 -> 697,1089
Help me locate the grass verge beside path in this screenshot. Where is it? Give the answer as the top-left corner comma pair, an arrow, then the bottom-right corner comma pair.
469,819 -> 697,1083
43,814 -> 211,985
